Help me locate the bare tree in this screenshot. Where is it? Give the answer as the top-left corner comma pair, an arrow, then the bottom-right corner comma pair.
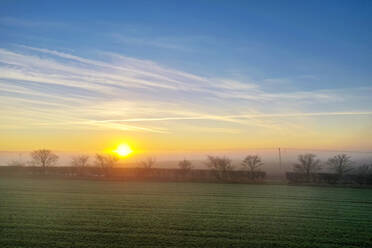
293,153 -> 321,181
241,155 -> 264,173
30,149 -> 58,174
178,159 -> 192,175
355,163 -> 372,184
94,154 -> 105,169
206,156 -> 233,180
141,157 -> 156,169
94,154 -> 119,177
327,154 -> 353,177
71,155 -> 90,176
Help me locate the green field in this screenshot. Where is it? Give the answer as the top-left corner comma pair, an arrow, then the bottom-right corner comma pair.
1,178 -> 371,248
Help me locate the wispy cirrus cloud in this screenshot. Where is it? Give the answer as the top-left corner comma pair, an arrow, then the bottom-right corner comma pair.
0,45 -> 371,136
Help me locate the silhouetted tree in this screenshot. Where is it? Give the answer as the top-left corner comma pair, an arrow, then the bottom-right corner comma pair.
327,154 -> 353,178
71,155 -> 90,176
94,154 -> 119,177
141,157 -> 156,169
355,163 -> 372,184
293,153 -> 321,182
241,155 -> 264,179
206,156 -> 233,181
30,149 -> 58,174
178,159 -> 192,176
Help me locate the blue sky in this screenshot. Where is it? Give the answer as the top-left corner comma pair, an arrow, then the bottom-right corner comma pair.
0,0 -> 372,152
2,0 -> 372,89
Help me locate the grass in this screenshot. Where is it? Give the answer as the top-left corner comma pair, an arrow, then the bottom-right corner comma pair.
0,177 -> 372,248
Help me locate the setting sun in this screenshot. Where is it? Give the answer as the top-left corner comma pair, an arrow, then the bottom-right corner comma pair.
114,144 -> 133,157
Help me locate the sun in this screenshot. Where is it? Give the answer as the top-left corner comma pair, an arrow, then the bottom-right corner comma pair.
114,144 -> 133,157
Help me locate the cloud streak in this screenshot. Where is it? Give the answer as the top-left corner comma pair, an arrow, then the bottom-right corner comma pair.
0,45 -> 371,136
94,111 -> 372,123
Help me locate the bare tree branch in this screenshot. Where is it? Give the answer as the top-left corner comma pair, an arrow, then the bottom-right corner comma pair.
293,153 -> 321,181
327,154 -> 353,177
94,154 -> 119,177
30,149 -> 58,174
206,156 -> 233,181
140,157 -> 156,169
178,159 -> 192,176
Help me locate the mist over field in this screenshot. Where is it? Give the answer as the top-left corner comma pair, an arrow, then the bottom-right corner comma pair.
2,149 -> 372,175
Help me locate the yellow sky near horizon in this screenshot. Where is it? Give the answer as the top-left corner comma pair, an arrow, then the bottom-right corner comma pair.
1,114 -> 371,153
1,47 -> 372,154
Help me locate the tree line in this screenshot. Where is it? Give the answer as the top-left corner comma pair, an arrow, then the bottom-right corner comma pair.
288,153 -> 372,184
5,149 -> 372,185
6,149 -> 266,182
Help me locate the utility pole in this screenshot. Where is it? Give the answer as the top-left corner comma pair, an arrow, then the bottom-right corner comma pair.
278,147 -> 282,170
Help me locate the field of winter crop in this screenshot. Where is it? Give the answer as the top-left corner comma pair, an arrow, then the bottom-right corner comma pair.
1,178 -> 371,248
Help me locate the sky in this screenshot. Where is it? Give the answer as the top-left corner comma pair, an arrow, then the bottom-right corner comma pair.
0,0 -> 372,155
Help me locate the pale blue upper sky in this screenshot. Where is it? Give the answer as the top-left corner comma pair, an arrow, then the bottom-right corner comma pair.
0,0 -> 372,152
1,0 -> 372,89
